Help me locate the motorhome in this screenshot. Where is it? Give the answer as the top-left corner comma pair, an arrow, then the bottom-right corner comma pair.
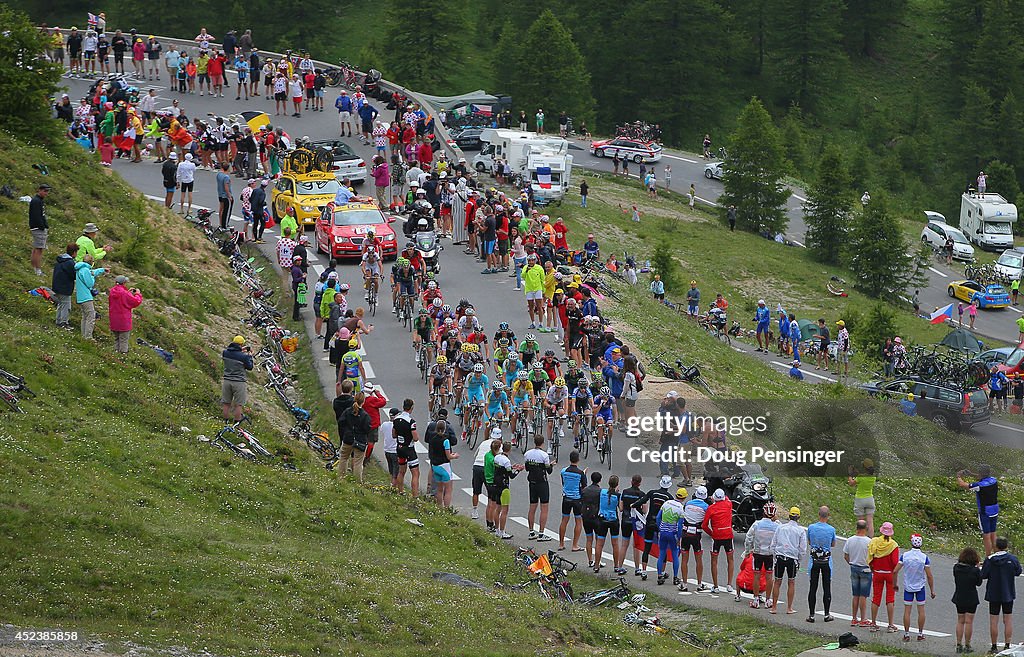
472,129 -> 573,203
959,192 -> 1017,251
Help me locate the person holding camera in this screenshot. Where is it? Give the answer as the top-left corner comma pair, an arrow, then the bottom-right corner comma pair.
108,275 -> 143,354
958,465 -> 1000,557
221,335 -> 253,423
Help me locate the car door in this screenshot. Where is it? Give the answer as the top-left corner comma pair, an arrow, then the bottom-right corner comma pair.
275,178 -> 293,217
315,207 -> 330,251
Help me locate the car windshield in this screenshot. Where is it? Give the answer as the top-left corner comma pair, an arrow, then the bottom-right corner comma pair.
997,253 -> 1022,268
985,222 -> 1013,235
333,209 -> 385,226
297,179 -> 340,196
948,230 -> 969,244
1006,347 -> 1024,368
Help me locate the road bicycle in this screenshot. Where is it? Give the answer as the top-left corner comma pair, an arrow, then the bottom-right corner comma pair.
397,294 -> 415,329
287,410 -> 338,469
364,273 -> 379,316
214,416 -> 273,460
597,420 -> 613,469
546,412 -> 568,463
572,411 -> 593,459
0,368 -> 35,413
417,340 -> 434,383
576,576 -> 631,607
463,400 -> 485,450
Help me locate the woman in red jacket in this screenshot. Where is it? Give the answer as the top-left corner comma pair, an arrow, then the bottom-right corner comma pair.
108,275 -> 143,354
417,137 -> 433,169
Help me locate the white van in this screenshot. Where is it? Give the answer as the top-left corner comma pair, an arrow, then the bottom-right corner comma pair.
959,192 -> 1017,250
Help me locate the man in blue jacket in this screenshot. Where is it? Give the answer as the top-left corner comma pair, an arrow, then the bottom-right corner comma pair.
52,243 -> 79,329
222,335 -> 254,423
602,348 -> 625,421
981,537 -> 1021,654
358,102 -> 379,145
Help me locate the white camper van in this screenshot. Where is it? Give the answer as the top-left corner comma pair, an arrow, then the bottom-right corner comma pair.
959,192 -> 1017,251
472,129 -> 573,203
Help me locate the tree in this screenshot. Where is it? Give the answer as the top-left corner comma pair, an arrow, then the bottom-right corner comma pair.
491,21 -> 519,93
954,83 -> 997,180
0,6 -> 63,141
381,0 -> 466,92
508,11 -> 595,127
719,98 -> 792,234
842,0 -> 907,57
846,195 -> 915,298
719,0 -> 769,75
996,92 -> 1024,188
768,0 -> 847,112
967,0 -> 1024,102
983,160 -> 1022,203
779,104 -> 809,176
804,143 -> 854,264
651,240 -> 678,293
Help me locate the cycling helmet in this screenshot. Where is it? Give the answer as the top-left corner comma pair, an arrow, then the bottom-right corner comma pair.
497,337 -> 510,348
600,386 -> 610,395
366,228 -> 375,236
532,362 -> 543,370
348,338 -> 359,349
524,333 -> 536,342
398,257 -> 409,267
441,304 -> 452,314
566,360 -> 578,371
554,377 -> 566,387
427,281 -> 438,290
431,296 -> 442,307
436,355 -> 448,365
578,375 -> 591,387
405,242 -> 416,250
470,344 -> 480,353
425,271 -> 436,279
495,381 -> 505,391
447,329 -> 459,339
418,308 -> 427,315
465,308 -> 475,316
499,321 -> 510,331
544,349 -> 555,357
762,502 -> 777,518
541,230 -> 551,238
415,187 -> 427,196
339,283 -> 350,291
443,317 -> 455,326
460,343 -> 472,353
473,363 -> 484,373
458,298 -> 469,307
517,370 -> 529,380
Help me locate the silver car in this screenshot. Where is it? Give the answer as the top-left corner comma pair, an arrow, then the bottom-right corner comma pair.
308,139 -> 367,186
704,161 -> 723,180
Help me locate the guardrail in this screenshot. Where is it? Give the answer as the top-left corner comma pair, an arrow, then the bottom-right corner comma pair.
55,29 -> 466,162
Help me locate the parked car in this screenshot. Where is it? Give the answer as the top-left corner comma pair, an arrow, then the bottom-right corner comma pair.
993,247 -> 1024,282
946,280 -> 1011,309
858,376 -> 990,430
704,161 -> 724,180
308,139 -> 367,186
997,344 -> 1024,377
978,346 -> 1017,366
920,214 -> 975,262
314,201 -> 399,260
590,138 -> 662,163
447,126 -> 484,151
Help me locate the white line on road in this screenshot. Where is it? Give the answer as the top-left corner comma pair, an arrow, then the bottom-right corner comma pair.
990,422 -> 1024,435
363,362 -> 376,379
661,154 -> 698,164
792,193 -> 807,202
770,361 -> 837,382
928,267 -> 949,278
1008,306 -> 1023,314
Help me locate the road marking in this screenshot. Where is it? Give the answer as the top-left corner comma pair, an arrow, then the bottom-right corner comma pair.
312,264 -> 324,277
990,422 -> 1024,435
363,362 -> 376,379
789,239 -> 805,248
928,267 -> 949,278
770,361 -> 837,382
662,154 -> 698,164
695,195 -> 719,208
792,193 -> 807,202
1008,306 -> 1023,314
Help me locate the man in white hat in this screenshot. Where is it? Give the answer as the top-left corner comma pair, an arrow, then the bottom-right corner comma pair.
76,223 -> 110,263
175,152 -> 197,215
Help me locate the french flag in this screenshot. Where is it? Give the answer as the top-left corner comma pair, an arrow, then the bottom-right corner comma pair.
536,166 -> 552,189
929,303 -> 954,324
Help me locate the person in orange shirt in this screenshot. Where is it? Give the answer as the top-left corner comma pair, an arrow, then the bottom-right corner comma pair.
715,293 -> 728,310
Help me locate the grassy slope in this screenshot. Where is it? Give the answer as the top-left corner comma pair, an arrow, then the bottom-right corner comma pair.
547,171 -> 1024,553
0,130 -> 855,657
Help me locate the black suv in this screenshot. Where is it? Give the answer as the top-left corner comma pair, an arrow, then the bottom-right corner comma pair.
859,377 -> 991,431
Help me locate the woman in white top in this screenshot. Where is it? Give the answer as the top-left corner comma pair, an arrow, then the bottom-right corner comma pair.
510,225 -> 528,291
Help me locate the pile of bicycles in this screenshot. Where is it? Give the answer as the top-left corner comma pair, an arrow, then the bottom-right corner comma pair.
651,351 -> 714,396
0,367 -> 35,413
965,263 -> 1012,285
896,345 -> 989,389
615,121 -> 661,143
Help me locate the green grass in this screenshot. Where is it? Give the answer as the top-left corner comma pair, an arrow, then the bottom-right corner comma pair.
0,128 -> 901,657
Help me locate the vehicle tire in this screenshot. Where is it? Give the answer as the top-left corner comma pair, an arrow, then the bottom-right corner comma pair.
475,162 -> 486,172
704,169 -> 713,179
594,148 -> 604,158
633,154 -> 643,163
948,286 -> 956,298
930,412 -> 952,430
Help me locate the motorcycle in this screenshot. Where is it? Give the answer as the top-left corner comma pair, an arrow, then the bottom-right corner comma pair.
415,228 -> 442,274
723,464 -> 774,533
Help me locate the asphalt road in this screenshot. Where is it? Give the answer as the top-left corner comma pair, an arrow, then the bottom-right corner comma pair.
58,74 -> 1007,654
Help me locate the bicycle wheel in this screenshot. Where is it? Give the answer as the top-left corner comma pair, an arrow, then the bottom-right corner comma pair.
605,431 -> 613,470
579,425 -> 590,459
368,288 -> 377,316
551,432 -> 559,463
467,418 -> 480,451
598,430 -> 607,464
0,387 -> 24,413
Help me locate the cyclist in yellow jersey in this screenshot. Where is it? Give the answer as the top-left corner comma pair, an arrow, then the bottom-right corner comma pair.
511,370 -> 535,435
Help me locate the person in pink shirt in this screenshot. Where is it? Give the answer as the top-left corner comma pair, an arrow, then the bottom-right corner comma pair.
108,275 -> 143,354
371,155 -> 390,208
131,38 -> 146,77
969,300 -> 978,330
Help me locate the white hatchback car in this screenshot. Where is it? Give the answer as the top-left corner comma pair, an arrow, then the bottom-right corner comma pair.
308,138 -> 367,186
703,161 -> 724,180
920,212 -> 975,262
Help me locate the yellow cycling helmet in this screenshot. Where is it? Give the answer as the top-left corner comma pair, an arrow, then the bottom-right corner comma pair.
460,343 -> 472,353
554,376 -> 566,386
436,355 -> 448,364
471,343 -> 481,353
